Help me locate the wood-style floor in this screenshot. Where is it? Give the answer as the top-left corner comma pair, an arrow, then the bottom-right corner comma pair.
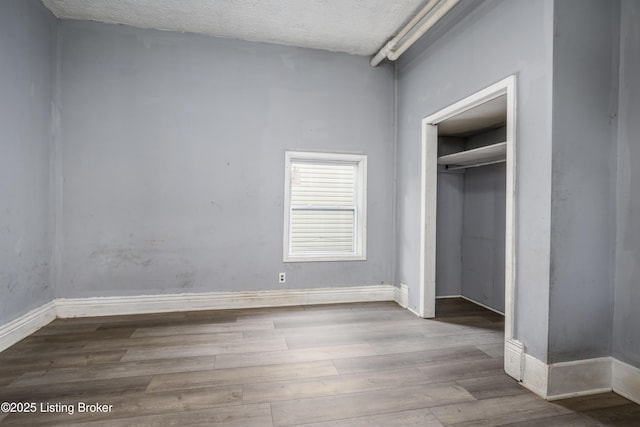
0,298 -> 638,426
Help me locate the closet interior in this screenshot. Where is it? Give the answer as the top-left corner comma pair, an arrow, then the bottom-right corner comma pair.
435,95 -> 507,314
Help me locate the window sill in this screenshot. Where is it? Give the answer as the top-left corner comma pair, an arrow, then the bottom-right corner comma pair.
283,254 -> 366,263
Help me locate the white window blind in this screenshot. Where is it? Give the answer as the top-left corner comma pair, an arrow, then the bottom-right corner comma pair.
284,151 -> 367,262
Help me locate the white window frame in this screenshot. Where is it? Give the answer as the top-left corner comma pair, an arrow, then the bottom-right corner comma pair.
283,150 -> 367,262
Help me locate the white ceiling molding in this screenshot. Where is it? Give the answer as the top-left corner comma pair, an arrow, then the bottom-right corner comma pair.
41,0 -> 429,56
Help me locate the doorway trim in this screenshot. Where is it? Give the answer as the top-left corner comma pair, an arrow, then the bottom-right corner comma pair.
419,75 -> 519,372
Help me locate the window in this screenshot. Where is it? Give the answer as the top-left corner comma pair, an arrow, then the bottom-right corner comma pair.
283,151 -> 367,262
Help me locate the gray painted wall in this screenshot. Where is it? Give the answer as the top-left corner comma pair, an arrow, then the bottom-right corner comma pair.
436,137 -> 464,297
56,21 -> 395,298
614,0 -> 640,368
461,128 -> 506,313
548,0 -> 619,363
0,0 -> 57,324
436,171 -> 463,297
396,0 -> 554,361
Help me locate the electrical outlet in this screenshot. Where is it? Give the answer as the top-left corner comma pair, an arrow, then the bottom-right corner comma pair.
278,272 -> 286,283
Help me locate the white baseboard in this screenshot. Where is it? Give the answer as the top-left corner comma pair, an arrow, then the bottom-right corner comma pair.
407,306 -> 422,317
0,286 -> 396,350
613,358 -> 640,405
546,357 -> 612,400
522,352 -> 549,398
54,285 -> 397,318
0,302 -> 56,352
522,353 -> 613,400
504,338 -> 524,381
521,354 -> 640,402
394,283 -> 409,309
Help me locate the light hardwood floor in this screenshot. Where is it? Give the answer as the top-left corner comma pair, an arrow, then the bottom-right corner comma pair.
0,298 -> 638,426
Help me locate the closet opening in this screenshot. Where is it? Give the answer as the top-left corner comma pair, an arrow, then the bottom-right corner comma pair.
418,76 -> 521,380
436,95 -> 507,316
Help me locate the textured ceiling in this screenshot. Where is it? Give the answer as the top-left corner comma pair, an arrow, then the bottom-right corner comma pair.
41,0 -> 429,56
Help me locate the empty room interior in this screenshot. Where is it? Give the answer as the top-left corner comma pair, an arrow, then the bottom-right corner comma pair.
1,0 -> 639,425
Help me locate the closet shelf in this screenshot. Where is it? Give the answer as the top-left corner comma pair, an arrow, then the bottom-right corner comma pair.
437,141 -> 506,169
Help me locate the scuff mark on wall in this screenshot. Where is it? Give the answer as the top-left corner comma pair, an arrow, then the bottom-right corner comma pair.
14,238 -> 22,256
89,245 -> 153,269
5,276 -> 17,294
176,270 -> 196,289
